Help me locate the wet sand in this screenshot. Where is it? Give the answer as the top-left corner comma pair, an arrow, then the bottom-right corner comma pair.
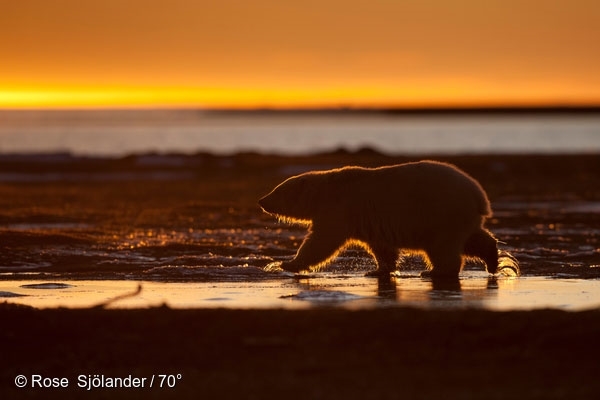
0,151 -> 599,279
1,152 -> 600,398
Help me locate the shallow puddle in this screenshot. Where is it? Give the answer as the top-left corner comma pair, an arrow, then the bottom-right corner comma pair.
2,272 -> 599,311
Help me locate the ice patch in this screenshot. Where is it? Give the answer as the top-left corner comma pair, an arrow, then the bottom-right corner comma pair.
281,290 -> 365,303
0,291 -> 27,298
20,283 -> 74,289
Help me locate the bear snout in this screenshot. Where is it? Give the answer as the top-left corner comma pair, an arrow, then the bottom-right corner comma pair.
259,193 -> 287,215
258,195 -> 271,211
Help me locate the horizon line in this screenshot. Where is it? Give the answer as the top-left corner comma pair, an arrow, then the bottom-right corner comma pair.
2,104 -> 600,114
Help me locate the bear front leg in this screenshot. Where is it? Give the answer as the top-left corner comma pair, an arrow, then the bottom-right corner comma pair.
281,230 -> 346,273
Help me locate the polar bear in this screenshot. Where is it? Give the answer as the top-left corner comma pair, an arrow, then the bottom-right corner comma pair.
259,160 -> 499,279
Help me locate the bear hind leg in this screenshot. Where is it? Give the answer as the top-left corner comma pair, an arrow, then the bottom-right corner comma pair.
463,229 -> 498,274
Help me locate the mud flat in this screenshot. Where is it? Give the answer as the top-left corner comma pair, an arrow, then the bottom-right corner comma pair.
1,151 -> 599,398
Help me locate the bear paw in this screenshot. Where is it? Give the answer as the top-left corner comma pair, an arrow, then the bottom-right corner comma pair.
280,261 -> 305,273
263,261 -> 284,272
497,250 -> 520,276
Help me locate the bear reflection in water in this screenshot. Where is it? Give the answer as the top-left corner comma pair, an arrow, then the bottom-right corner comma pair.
260,160 -> 518,285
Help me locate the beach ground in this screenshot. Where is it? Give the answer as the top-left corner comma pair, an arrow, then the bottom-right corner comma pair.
2,303 -> 600,399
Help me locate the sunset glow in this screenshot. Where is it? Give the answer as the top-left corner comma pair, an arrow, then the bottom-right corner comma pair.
2,83 -> 596,110
1,0 -> 599,109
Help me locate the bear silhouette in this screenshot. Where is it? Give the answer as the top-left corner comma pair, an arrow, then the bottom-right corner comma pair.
259,160 -> 498,279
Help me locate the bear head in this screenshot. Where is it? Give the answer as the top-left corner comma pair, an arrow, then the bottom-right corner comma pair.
259,172 -> 326,223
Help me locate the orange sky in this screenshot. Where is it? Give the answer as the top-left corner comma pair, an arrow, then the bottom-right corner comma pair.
1,0 -> 599,108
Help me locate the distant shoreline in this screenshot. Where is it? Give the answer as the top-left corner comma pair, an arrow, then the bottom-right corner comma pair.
203,105 -> 600,116
1,105 -> 600,115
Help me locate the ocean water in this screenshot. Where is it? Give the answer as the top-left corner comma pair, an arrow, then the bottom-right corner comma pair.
1,109 -> 600,155
0,109 -> 599,310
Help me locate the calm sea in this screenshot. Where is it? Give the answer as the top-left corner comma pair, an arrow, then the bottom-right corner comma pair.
1,109 -> 599,156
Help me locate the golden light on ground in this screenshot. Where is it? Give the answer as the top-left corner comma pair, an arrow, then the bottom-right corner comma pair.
2,276 -> 600,310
